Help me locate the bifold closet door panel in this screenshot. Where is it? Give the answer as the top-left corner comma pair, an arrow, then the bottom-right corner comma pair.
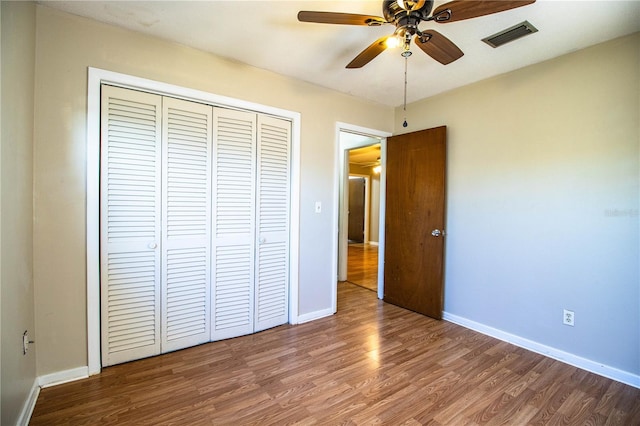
211,108 -> 257,341
161,97 -> 213,352
255,116 -> 291,332
100,85 -> 162,366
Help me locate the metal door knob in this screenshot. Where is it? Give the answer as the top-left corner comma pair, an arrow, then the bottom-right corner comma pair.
431,229 -> 442,237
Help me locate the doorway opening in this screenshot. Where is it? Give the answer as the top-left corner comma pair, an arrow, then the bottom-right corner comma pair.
347,161 -> 378,292
337,126 -> 389,302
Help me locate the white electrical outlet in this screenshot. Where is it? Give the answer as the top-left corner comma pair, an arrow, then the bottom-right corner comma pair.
315,201 -> 322,213
563,309 -> 575,326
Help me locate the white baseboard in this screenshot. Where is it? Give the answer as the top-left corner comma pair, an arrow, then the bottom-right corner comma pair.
38,366 -> 89,388
17,378 -> 40,426
443,312 -> 640,389
16,366 -> 89,425
295,307 -> 335,324
368,241 -> 379,246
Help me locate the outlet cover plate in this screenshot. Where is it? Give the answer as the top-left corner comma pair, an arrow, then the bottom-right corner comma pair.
563,309 -> 575,326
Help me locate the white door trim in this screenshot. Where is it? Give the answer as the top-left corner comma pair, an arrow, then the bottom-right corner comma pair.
333,123 -> 391,313
87,67 -> 301,375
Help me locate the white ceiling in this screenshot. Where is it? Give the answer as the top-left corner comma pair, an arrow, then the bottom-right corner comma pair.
40,0 -> 640,107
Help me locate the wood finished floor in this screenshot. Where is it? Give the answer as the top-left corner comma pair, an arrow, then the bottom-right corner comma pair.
31,282 -> 640,425
346,243 -> 378,292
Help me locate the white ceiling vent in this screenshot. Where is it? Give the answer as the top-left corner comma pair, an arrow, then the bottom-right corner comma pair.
482,21 -> 538,48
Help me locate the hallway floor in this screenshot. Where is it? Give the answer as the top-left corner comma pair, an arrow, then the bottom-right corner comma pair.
345,243 -> 378,292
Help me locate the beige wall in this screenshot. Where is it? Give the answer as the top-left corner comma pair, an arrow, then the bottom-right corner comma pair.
32,5 -> 393,376
395,33 -> 639,375
1,2 -> 37,424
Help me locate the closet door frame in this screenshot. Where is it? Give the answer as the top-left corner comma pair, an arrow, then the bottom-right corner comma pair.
87,67 -> 301,375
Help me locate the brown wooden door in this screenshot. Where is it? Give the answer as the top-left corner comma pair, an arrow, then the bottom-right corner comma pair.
384,126 -> 446,319
348,177 -> 365,242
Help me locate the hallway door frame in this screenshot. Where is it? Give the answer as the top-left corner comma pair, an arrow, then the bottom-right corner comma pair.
334,123 -> 391,307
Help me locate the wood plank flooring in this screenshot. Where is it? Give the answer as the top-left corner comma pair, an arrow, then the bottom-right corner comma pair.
31,282 -> 640,425
346,243 -> 378,292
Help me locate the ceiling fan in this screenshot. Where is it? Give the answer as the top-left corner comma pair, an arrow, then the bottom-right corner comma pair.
298,0 -> 536,68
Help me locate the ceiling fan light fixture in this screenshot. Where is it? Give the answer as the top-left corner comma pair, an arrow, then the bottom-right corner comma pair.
385,36 -> 401,48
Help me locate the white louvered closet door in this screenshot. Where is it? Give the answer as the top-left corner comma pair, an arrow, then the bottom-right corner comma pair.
161,98 -> 213,352
211,108 -> 258,341
101,85 -> 162,366
101,86 -> 292,366
255,115 -> 291,332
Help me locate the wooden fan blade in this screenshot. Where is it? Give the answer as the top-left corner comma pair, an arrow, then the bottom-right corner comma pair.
433,0 -> 535,23
297,11 -> 386,26
346,36 -> 391,68
415,31 -> 463,65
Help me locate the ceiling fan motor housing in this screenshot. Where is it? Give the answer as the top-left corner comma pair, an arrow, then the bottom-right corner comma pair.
383,0 -> 434,24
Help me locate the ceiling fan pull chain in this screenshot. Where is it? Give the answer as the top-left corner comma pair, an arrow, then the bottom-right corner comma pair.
403,54 -> 408,128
